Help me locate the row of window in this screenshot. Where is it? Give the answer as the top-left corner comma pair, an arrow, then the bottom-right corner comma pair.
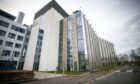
1,50 -> 20,57
11,25 -> 25,34
9,33 -> 24,41
0,30 -> 24,41
0,20 -> 9,28
0,40 -> 22,48
0,20 -> 25,34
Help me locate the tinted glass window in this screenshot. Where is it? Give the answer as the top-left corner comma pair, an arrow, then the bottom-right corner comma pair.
5,41 -> 13,47
8,33 -> 16,39
27,31 -> 30,35
38,35 -> 43,40
15,43 -> 22,48
76,16 -> 82,27
0,20 -> 9,28
14,51 -> 20,57
25,38 -> 29,43
0,29 -> 6,36
0,40 -> 3,45
39,29 -> 44,34
17,35 -> 24,41
2,50 -> 11,56
11,25 -> 25,34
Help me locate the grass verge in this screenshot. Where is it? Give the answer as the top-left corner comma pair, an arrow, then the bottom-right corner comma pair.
95,66 -> 117,72
47,71 -> 86,76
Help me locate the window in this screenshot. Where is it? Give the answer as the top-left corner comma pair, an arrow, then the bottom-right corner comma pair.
0,40 -> 3,45
11,25 -> 25,34
17,35 -> 24,41
5,41 -> 13,47
0,20 -> 9,28
39,48 -> 41,53
14,51 -> 20,57
27,31 -> 30,35
25,38 -> 29,43
2,50 -> 11,56
76,16 -> 82,27
15,43 -> 22,48
0,30 -> 6,36
39,29 -> 44,34
38,35 -> 43,40
40,42 -> 42,46
8,33 -> 16,39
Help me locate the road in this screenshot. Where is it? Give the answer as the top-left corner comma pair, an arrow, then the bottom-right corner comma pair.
88,66 -> 140,84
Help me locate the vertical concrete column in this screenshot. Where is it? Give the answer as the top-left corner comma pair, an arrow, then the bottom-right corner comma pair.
62,18 -> 68,71
103,40 -> 108,66
111,44 -> 117,65
97,38 -> 102,68
98,38 -> 103,67
109,42 -> 114,66
84,18 -> 92,70
96,35 -> 102,68
102,39 -> 105,67
71,15 -> 79,71
88,25 -> 94,70
107,42 -> 112,66
90,28 -> 95,70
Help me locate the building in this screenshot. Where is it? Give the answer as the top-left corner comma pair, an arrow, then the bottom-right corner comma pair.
0,9 -> 27,70
23,0 -> 69,71
58,10 -> 102,71
24,0 -> 117,71
58,10 -> 117,71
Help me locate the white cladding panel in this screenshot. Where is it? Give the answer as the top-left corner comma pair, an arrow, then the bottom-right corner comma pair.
23,18 -> 40,70
38,8 -> 63,71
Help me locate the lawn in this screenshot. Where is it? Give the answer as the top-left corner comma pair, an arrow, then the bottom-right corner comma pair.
95,66 -> 117,72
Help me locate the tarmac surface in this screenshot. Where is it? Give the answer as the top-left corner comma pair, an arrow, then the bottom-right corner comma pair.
21,65 -> 140,84
88,66 -> 140,84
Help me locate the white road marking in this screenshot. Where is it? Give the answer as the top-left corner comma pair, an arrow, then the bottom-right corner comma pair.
126,70 -> 133,72
115,70 -> 120,72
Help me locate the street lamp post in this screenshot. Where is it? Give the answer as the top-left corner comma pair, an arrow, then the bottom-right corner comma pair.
45,69 -> 47,79
63,67 -> 65,75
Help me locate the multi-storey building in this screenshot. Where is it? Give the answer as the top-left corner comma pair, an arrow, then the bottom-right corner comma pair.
23,0 -> 69,71
58,10 -> 102,71
23,0 -> 117,71
0,9 -> 27,70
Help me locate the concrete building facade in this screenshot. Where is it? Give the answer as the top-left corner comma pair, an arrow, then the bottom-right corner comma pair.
0,9 -> 27,70
23,0 -> 68,71
98,38 -> 117,67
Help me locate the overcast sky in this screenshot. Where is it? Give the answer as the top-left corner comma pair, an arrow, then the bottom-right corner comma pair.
0,0 -> 140,54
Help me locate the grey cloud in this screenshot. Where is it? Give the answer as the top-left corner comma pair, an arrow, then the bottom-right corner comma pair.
119,15 -> 140,53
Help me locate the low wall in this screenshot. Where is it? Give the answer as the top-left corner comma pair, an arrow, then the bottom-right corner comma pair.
0,70 -> 34,82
